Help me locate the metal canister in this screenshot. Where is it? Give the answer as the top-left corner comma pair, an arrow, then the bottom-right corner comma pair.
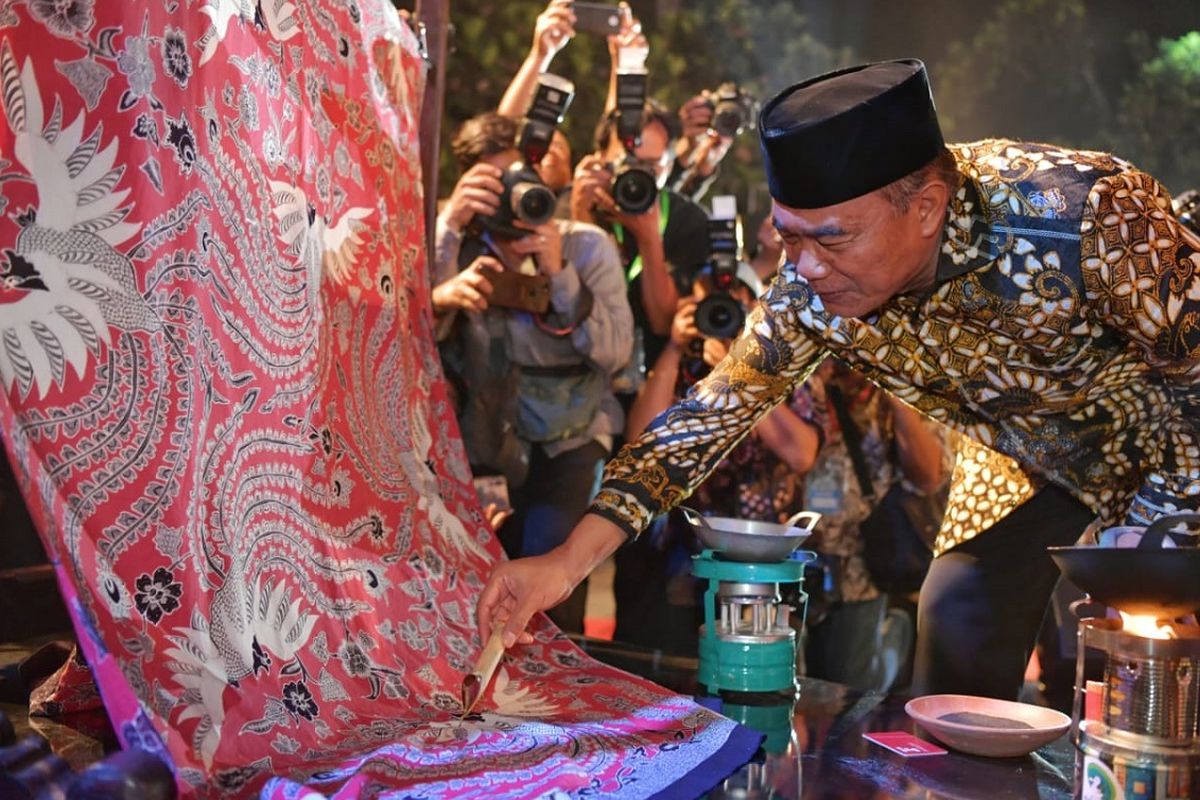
1104,646 -> 1200,742
1075,721 -> 1200,800
1078,618 -> 1200,743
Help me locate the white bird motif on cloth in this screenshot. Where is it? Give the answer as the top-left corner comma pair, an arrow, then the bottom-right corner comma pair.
198,0 -> 301,66
269,179 -> 372,298
0,44 -> 159,399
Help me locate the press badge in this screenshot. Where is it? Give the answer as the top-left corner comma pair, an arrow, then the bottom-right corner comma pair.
806,470 -> 843,515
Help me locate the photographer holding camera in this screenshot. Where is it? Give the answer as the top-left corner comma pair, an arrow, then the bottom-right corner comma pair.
668,83 -> 756,204
612,209 -> 822,654
496,0 -> 576,197
571,108 -> 709,398
433,101 -> 633,633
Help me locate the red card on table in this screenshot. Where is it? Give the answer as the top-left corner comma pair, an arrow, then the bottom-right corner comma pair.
863,731 -> 948,757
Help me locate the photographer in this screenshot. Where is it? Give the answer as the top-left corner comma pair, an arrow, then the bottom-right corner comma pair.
613,261 -> 822,654
433,112 -> 633,633
496,0 -> 575,196
570,102 -> 710,385
667,85 -> 753,204
565,10 -> 711,386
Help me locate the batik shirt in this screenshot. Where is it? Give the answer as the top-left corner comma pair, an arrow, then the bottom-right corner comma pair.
591,140 -> 1200,550
688,381 -> 823,523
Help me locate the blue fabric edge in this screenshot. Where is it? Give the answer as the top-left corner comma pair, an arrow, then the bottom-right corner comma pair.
645,720 -> 765,800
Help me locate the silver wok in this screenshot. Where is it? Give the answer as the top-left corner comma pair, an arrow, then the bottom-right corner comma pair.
681,506 -> 820,563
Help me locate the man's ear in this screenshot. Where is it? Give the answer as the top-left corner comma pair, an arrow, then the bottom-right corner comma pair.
913,177 -> 951,239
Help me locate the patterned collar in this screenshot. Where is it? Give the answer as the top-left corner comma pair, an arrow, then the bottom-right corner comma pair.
935,174 -> 992,285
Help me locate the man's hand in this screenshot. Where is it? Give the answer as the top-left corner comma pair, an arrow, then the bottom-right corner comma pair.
442,163 -> 504,233
571,155 -> 616,223
678,93 -> 714,143
483,502 -> 514,533
605,2 -> 647,64
703,336 -> 731,367
477,551 -> 579,648
668,296 -> 700,351
431,256 -> 502,314
477,514 -> 626,648
674,93 -> 733,183
689,131 -> 732,176
532,0 -> 575,63
508,221 -> 565,276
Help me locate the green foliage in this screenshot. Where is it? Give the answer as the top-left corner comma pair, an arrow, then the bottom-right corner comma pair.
932,0 -> 1198,192
1112,32 -> 1200,193
935,0 -> 1110,145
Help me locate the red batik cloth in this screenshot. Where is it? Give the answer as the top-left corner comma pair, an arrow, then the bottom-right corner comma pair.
0,1 -> 759,796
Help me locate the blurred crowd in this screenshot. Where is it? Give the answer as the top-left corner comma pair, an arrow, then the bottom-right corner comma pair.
430,0 -> 953,691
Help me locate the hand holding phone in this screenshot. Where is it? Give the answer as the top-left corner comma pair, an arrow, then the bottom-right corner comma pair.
533,0 -> 576,60
572,2 -> 622,35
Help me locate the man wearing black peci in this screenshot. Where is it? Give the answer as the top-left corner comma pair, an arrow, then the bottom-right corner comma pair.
479,59 -> 1200,700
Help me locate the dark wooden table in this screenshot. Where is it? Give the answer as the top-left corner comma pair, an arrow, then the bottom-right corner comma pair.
572,636 -> 1076,800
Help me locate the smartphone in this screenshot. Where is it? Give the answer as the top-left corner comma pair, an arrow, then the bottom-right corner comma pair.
572,2 -> 622,35
488,270 -> 551,314
473,475 -> 511,512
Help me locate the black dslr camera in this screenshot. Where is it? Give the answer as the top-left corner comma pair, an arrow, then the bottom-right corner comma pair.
705,81 -> 757,138
608,69 -> 658,215
481,73 -> 574,238
694,196 -> 746,340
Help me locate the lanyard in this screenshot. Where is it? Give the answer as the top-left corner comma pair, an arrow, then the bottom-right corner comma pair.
612,191 -> 671,283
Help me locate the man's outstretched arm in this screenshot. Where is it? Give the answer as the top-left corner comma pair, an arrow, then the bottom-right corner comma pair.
477,261 -> 829,645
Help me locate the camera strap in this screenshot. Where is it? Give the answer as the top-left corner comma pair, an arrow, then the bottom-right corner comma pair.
533,282 -> 594,337
827,383 -> 877,501
612,191 -> 670,283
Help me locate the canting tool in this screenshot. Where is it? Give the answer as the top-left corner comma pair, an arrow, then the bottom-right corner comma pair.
460,628 -> 505,717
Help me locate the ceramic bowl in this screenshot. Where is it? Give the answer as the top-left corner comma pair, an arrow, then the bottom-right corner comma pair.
904,694 -> 1071,758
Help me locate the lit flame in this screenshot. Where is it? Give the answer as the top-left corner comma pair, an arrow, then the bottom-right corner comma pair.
1119,612 -> 1176,640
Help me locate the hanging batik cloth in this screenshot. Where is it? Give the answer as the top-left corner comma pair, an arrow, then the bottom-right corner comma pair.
0,1 -> 759,796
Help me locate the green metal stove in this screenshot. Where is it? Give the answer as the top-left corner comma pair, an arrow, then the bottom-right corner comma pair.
692,549 -> 814,693
682,507 -> 820,695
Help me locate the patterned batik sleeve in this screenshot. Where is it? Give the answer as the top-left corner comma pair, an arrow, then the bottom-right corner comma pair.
589,263 -> 830,537
1080,169 -> 1200,512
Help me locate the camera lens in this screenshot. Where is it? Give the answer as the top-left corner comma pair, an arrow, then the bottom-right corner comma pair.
512,182 -> 555,226
713,105 -> 743,137
695,294 -> 745,340
612,165 -> 657,215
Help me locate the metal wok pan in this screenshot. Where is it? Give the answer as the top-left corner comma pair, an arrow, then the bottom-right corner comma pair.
1048,513 -> 1200,617
681,506 -> 820,563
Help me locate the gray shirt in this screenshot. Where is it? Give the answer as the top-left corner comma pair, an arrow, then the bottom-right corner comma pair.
433,215 -> 633,459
